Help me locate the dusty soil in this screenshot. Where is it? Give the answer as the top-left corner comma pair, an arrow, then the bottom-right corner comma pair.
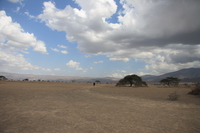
0,81 -> 200,133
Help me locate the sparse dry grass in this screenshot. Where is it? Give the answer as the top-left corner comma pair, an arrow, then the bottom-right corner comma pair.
168,91 -> 180,101
0,81 -> 200,133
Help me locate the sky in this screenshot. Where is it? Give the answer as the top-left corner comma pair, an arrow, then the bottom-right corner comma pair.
0,0 -> 200,78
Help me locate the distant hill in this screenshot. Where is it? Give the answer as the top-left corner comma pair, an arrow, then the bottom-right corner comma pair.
1,68 -> 200,83
0,72 -> 119,83
142,68 -> 200,83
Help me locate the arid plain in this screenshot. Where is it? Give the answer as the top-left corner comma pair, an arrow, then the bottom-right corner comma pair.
0,81 -> 200,133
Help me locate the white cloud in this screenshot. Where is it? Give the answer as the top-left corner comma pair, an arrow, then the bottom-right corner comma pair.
107,73 -> 123,78
0,48 -> 40,72
8,0 -> 23,3
0,48 -> 54,75
145,60 -> 200,75
51,48 -> 68,54
58,45 -> 68,49
24,11 -> 37,19
61,50 -> 68,54
8,0 -> 24,8
0,10 -> 48,54
42,68 -> 51,72
137,44 -> 200,75
66,60 -> 79,68
54,68 -> 61,71
38,1 -> 200,75
121,70 -> 126,73
51,48 -> 59,52
33,41 -> 47,54
66,60 -> 83,71
51,45 -> 68,54
38,1 -> 118,53
14,7 -> 20,12
109,57 -> 129,62
137,72 -> 150,76
85,54 -> 92,58
94,61 -> 103,64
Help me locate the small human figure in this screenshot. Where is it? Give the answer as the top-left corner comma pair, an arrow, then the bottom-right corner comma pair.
93,82 -> 95,86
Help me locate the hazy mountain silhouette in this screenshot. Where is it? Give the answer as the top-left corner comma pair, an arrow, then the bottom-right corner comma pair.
1,68 -> 200,83
142,68 -> 200,82
0,72 -> 118,83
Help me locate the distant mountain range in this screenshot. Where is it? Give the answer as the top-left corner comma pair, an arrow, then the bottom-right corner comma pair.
141,68 -> 200,83
0,72 -> 119,83
0,68 -> 200,83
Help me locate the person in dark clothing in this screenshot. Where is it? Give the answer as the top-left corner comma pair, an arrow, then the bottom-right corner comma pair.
93,82 -> 95,86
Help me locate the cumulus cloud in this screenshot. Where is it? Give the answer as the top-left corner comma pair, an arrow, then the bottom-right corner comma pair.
94,61 -> 103,64
85,54 -> 92,58
7,0 -> 23,3
38,0 -> 200,75
42,68 -> 51,72
137,71 -> 150,76
119,70 -> 126,73
0,10 -> 48,54
66,60 -> 83,71
107,73 -> 123,78
109,57 -> 130,62
54,68 -> 61,71
0,48 -> 40,72
24,11 -> 37,19
61,50 -> 68,54
58,45 -> 68,49
51,48 -> 59,52
0,48 -> 54,74
51,47 -> 68,54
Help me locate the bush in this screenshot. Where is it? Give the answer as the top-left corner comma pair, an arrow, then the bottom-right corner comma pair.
188,83 -> 200,95
169,91 -> 180,101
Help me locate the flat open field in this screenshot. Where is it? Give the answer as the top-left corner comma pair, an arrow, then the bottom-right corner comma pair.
0,81 -> 200,133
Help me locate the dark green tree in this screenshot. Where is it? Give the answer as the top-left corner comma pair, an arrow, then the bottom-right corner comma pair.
23,78 -> 29,81
116,78 -> 128,86
71,80 -> 76,83
116,74 -> 148,87
160,77 -> 181,87
95,80 -> 101,84
0,76 -> 7,80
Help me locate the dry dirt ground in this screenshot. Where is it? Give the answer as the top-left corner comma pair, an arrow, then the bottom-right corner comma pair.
0,81 -> 200,133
